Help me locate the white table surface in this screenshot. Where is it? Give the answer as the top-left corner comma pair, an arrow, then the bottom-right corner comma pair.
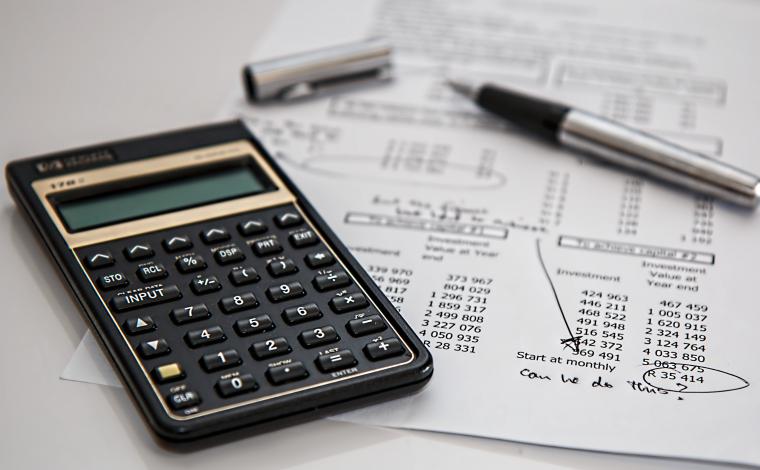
0,2 -> 739,469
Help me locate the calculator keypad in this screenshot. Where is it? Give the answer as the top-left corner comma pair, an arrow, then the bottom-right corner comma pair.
77,203 -> 412,418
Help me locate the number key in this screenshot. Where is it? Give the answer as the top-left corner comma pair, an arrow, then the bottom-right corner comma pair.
266,281 -> 306,302
216,374 -> 258,397
185,326 -> 226,348
234,314 -> 274,336
299,325 -> 339,348
170,304 -> 210,325
282,303 -> 322,325
250,337 -> 291,360
200,349 -> 241,372
219,293 -> 258,313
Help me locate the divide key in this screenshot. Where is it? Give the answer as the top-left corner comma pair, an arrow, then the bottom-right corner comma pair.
109,285 -> 182,312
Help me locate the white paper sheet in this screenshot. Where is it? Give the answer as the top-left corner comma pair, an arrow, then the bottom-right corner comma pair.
64,0 -> 760,466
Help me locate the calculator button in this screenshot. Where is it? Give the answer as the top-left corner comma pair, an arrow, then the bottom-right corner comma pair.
274,212 -> 303,228
347,315 -> 387,336
200,349 -> 242,372
305,250 -> 334,269
219,293 -> 258,313
313,270 -> 352,292
109,285 -> 182,312
167,390 -> 200,410
252,237 -> 283,256
124,243 -> 154,261
214,245 -> 245,265
364,338 -> 404,361
217,374 -> 258,397
162,235 -> 192,253
282,303 -> 322,325
153,363 -> 185,383
238,219 -> 267,236
123,316 -> 155,335
299,325 -> 339,348
185,326 -> 226,348
137,338 -> 170,359
201,227 -> 230,244
170,304 -> 210,325
176,254 -> 207,273
250,337 -> 291,360
329,292 -> 368,313
85,251 -> 114,269
316,349 -> 357,373
266,281 -> 306,303
190,274 -> 222,295
289,229 -> 319,248
97,272 -> 129,290
235,314 -> 274,336
229,266 -> 260,286
267,258 -> 298,277
266,362 -> 308,385
136,262 -> 168,282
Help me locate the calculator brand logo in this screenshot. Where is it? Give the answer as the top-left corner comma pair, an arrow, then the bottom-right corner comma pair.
35,149 -> 115,174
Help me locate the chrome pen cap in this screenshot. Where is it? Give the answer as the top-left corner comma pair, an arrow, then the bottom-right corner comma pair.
242,37 -> 393,102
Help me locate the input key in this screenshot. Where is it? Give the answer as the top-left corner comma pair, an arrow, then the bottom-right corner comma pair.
109,285 -> 181,312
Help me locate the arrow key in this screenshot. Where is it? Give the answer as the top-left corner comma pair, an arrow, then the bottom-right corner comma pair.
201,227 -> 230,244
305,250 -> 334,269
274,211 -> 303,228
124,243 -> 154,261
162,235 -> 192,253
238,219 -> 268,236
138,338 -> 170,358
84,251 -> 114,269
123,316 -> 156,335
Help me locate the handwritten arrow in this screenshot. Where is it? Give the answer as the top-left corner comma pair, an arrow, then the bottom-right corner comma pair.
536,239 -> 580,354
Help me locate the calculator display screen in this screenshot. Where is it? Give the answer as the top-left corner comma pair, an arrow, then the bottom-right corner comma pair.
56,164 -> 273,232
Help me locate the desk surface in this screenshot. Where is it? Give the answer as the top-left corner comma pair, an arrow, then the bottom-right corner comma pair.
0,2 -> 734,469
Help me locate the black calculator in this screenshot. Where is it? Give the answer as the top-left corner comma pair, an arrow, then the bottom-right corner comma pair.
6,121 -> 432,440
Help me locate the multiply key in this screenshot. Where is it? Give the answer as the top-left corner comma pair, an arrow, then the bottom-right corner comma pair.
109,285 -> 181,312
328,292 -> 368,313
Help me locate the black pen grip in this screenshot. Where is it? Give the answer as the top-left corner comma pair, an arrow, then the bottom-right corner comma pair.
477,85 -> 570,141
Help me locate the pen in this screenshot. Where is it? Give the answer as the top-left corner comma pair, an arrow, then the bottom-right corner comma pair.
447,79 -> 760,208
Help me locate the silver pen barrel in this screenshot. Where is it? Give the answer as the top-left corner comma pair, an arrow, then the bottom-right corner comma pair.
558,110 -> 760,207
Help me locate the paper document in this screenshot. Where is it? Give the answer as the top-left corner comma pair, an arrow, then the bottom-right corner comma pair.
63,0 -> 760,466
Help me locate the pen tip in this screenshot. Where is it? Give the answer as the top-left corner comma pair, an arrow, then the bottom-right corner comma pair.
445,78 -> 478,100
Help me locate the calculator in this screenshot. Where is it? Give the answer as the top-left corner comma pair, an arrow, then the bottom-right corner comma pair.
6,121 -> 432,440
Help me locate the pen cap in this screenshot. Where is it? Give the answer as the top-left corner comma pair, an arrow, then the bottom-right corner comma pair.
242,37 -> 393,102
